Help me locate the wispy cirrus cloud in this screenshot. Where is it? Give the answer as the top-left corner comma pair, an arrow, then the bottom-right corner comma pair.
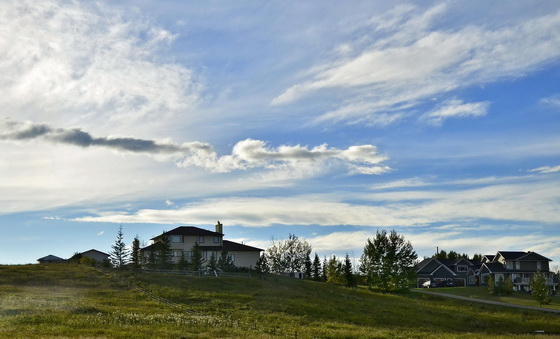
421,100 -> 490,125
529,165 -> 560,174
0,118 -> 390,175
272,4 -> 560,126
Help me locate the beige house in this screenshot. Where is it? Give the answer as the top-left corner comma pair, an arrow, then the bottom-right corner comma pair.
140,222 -> 262,269
79,249 -> 110,263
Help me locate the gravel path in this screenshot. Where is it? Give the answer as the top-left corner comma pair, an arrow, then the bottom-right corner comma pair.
415,289 -> 560,314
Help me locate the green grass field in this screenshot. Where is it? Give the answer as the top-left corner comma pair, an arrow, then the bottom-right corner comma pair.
1,264 -> 559,338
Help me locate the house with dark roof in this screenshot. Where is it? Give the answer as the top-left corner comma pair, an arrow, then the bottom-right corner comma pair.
416,257 -> 479,288
479,251 -> 557,292
140,222 -> 262,269
79,249 -> 110,263
37,254 -> 66,264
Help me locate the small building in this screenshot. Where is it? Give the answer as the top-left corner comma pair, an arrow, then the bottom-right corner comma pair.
37,254 -> 66,264
80,249 -> 110,263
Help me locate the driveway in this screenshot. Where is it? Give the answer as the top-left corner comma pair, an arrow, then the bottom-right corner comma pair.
415,289 -> 560,314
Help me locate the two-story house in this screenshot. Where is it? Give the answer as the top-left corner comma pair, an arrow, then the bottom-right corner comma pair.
140,222 -> 263,269
416,257 -> 479,288
478,251 -> 557,292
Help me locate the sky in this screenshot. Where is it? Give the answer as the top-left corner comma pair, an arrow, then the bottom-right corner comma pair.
1,0 -> 559,267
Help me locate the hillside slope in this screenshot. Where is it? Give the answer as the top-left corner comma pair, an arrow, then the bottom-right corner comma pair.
0,264 -> 558,338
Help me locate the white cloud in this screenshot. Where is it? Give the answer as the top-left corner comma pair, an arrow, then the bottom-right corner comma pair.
539,94 -> 560,108
421,100 -> 490,125
529,165 -> 560,174
272,4 -> 560,125
0,0 -> 200,137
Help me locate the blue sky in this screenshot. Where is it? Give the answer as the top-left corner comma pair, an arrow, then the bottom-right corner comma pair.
1,1 -> 559,266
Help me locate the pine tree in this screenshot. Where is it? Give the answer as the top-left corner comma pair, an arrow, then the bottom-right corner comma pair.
304,253 -> 312,279
344,253 -> 356,287
326,255 -> 344,285
208,252 -> 218,272
255,252 -> 270,276
157,232 -> 173,269
177,250 -> 189,270
131,235 -> 141,268
109,225 -> 130,269
218,250 -> 236,272
312,253 -> 321,281
322,257 -> 328,282
191,241 -> 205,271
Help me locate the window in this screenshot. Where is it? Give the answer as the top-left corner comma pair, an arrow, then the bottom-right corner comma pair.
469,275 -> 475,284
457,265 -> 467,272
536,261 -> 541,270
213,236 -> 220,244
506,261 -> 513,269
515,261 -> 520,270
198,236 -> 205,243
227,254 -> 235,262
171,235 -> 182,243
172,251 -> 178,257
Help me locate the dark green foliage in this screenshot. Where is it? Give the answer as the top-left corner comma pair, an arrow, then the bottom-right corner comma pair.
304,253 -> 312,279
312,253 -> 322,281
109,225 -> 130,268
218,250 -> 236,272
176,250 -> 189,270
489,276 -> 514,295
531,271 -> 552,306
344,253 -> 356,287
359,229 -> 417,292
131,235 -> 141,268
155,233 -> 173,269
190,241 -> 205,271
326,255 -> 344,285
207,252 -> 218,271
255,253 -> 270,275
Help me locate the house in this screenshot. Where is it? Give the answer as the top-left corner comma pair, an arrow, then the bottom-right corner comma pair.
140,222 -> 263,269
479,251 -> 558,292
37,254 -> 66,264
79,249 -> 110,263
416,257 -> 479,288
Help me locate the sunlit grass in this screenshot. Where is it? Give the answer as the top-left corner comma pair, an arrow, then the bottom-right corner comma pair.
0,264 -> 559,338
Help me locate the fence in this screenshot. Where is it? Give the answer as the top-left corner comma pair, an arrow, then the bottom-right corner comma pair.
137,268 -> 252,279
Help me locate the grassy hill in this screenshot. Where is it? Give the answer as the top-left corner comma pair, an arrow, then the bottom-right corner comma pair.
0,264 -> 559,338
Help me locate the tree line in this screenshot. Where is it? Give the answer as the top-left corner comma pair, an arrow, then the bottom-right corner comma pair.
256,230 -> 417,292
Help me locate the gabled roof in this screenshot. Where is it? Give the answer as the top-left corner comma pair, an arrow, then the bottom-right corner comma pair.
151,226 -> 222,240
81,249 -> 109,256
517,251 -> 552,262
37,254 -> 65,262
440,258 -> 473,266
223,240 -> 262,252
481,262 -> 507,273
415,258 -> 441,274
496,251 -> 527,260
431,264 -> 457,277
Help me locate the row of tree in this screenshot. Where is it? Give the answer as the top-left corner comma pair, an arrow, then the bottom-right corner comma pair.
256,230 -> 417,292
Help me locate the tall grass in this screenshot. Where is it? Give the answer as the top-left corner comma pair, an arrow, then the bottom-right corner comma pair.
0,264 -> 559,338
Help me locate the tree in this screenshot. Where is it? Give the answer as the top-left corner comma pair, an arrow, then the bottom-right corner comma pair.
531,272 -> 552,306
131,235 -> 141,268
326,255 -> 344,285
359,229 -> 417,292
304,253 -> 312,279
487,275 -> 495,295
109,225 -> 130,269
265,234 -> 312,274
344,253 -> 356,287
322,257 -> 328,282
255,253 -> 270,276
190,241 -> 205,271
177,250 -> 189,270
311,253 -> 322,281
156,233 -> 173,269
218,250 -> 236,272
207,252 -> 218,272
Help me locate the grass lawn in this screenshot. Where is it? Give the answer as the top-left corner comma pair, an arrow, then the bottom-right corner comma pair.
1,264 -> 560,338
415,286 -> 560,311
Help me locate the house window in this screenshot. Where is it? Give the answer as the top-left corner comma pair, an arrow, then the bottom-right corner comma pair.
171,235 -> 182,243
506,262 -> 513,269
227,254 -> 235,262
469,275 -> 475,284
199,236 -> 205,243
457,265 -> 467,272
172,251 -> 178,257
213,236 -> 220,244
536,261 -> 541,270
515,261 -> 520,270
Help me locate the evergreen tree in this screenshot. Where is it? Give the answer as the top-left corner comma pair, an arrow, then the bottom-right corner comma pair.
326,255 -> 344,285
322,257 -> 328,282
156,233 -> 173,269
177,250 -> 189,270
191,241 -> 205,271
218,250 -> 236,272
109,225 -> 130,269
359,229 -> 417,292
472,253 -> 483,262
487,275 -> 495,295
208,252 -> 218,272
131,235 -> 141,268
255,252 -> 270,276
531,272 -> 552,306
312,253 -> 322,281
344,253 -> 356,287
304,253 -> 312,279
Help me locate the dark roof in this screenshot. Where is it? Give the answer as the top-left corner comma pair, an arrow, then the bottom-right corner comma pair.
81,249 -> 109,256
223,240 -> 262,252
482,262 -> 508,273
439,258 -> 473,266
37,254 -> 65,262
496,251 -> 527,260
517,251 -> 552,262
151,226 -> 222,240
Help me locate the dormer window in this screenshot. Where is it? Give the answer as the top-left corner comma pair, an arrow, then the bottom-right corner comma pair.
457,265 -> 467,272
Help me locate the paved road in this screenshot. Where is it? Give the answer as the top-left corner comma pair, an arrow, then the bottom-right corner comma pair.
415,289 -> 560,314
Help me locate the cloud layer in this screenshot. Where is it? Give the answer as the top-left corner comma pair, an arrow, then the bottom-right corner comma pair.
0,118 -> 390,175
273,4 -> 560,126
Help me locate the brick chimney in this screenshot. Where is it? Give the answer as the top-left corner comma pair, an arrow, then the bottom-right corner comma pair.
215,221 -> 223,234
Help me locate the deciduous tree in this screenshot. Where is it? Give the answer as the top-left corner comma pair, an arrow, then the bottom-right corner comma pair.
359,229 -> 417,292
265,234 -> 312,274
531,271 -> 552,306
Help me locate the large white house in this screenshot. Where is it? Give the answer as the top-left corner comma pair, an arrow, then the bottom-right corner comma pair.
140,222 -> 263,269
